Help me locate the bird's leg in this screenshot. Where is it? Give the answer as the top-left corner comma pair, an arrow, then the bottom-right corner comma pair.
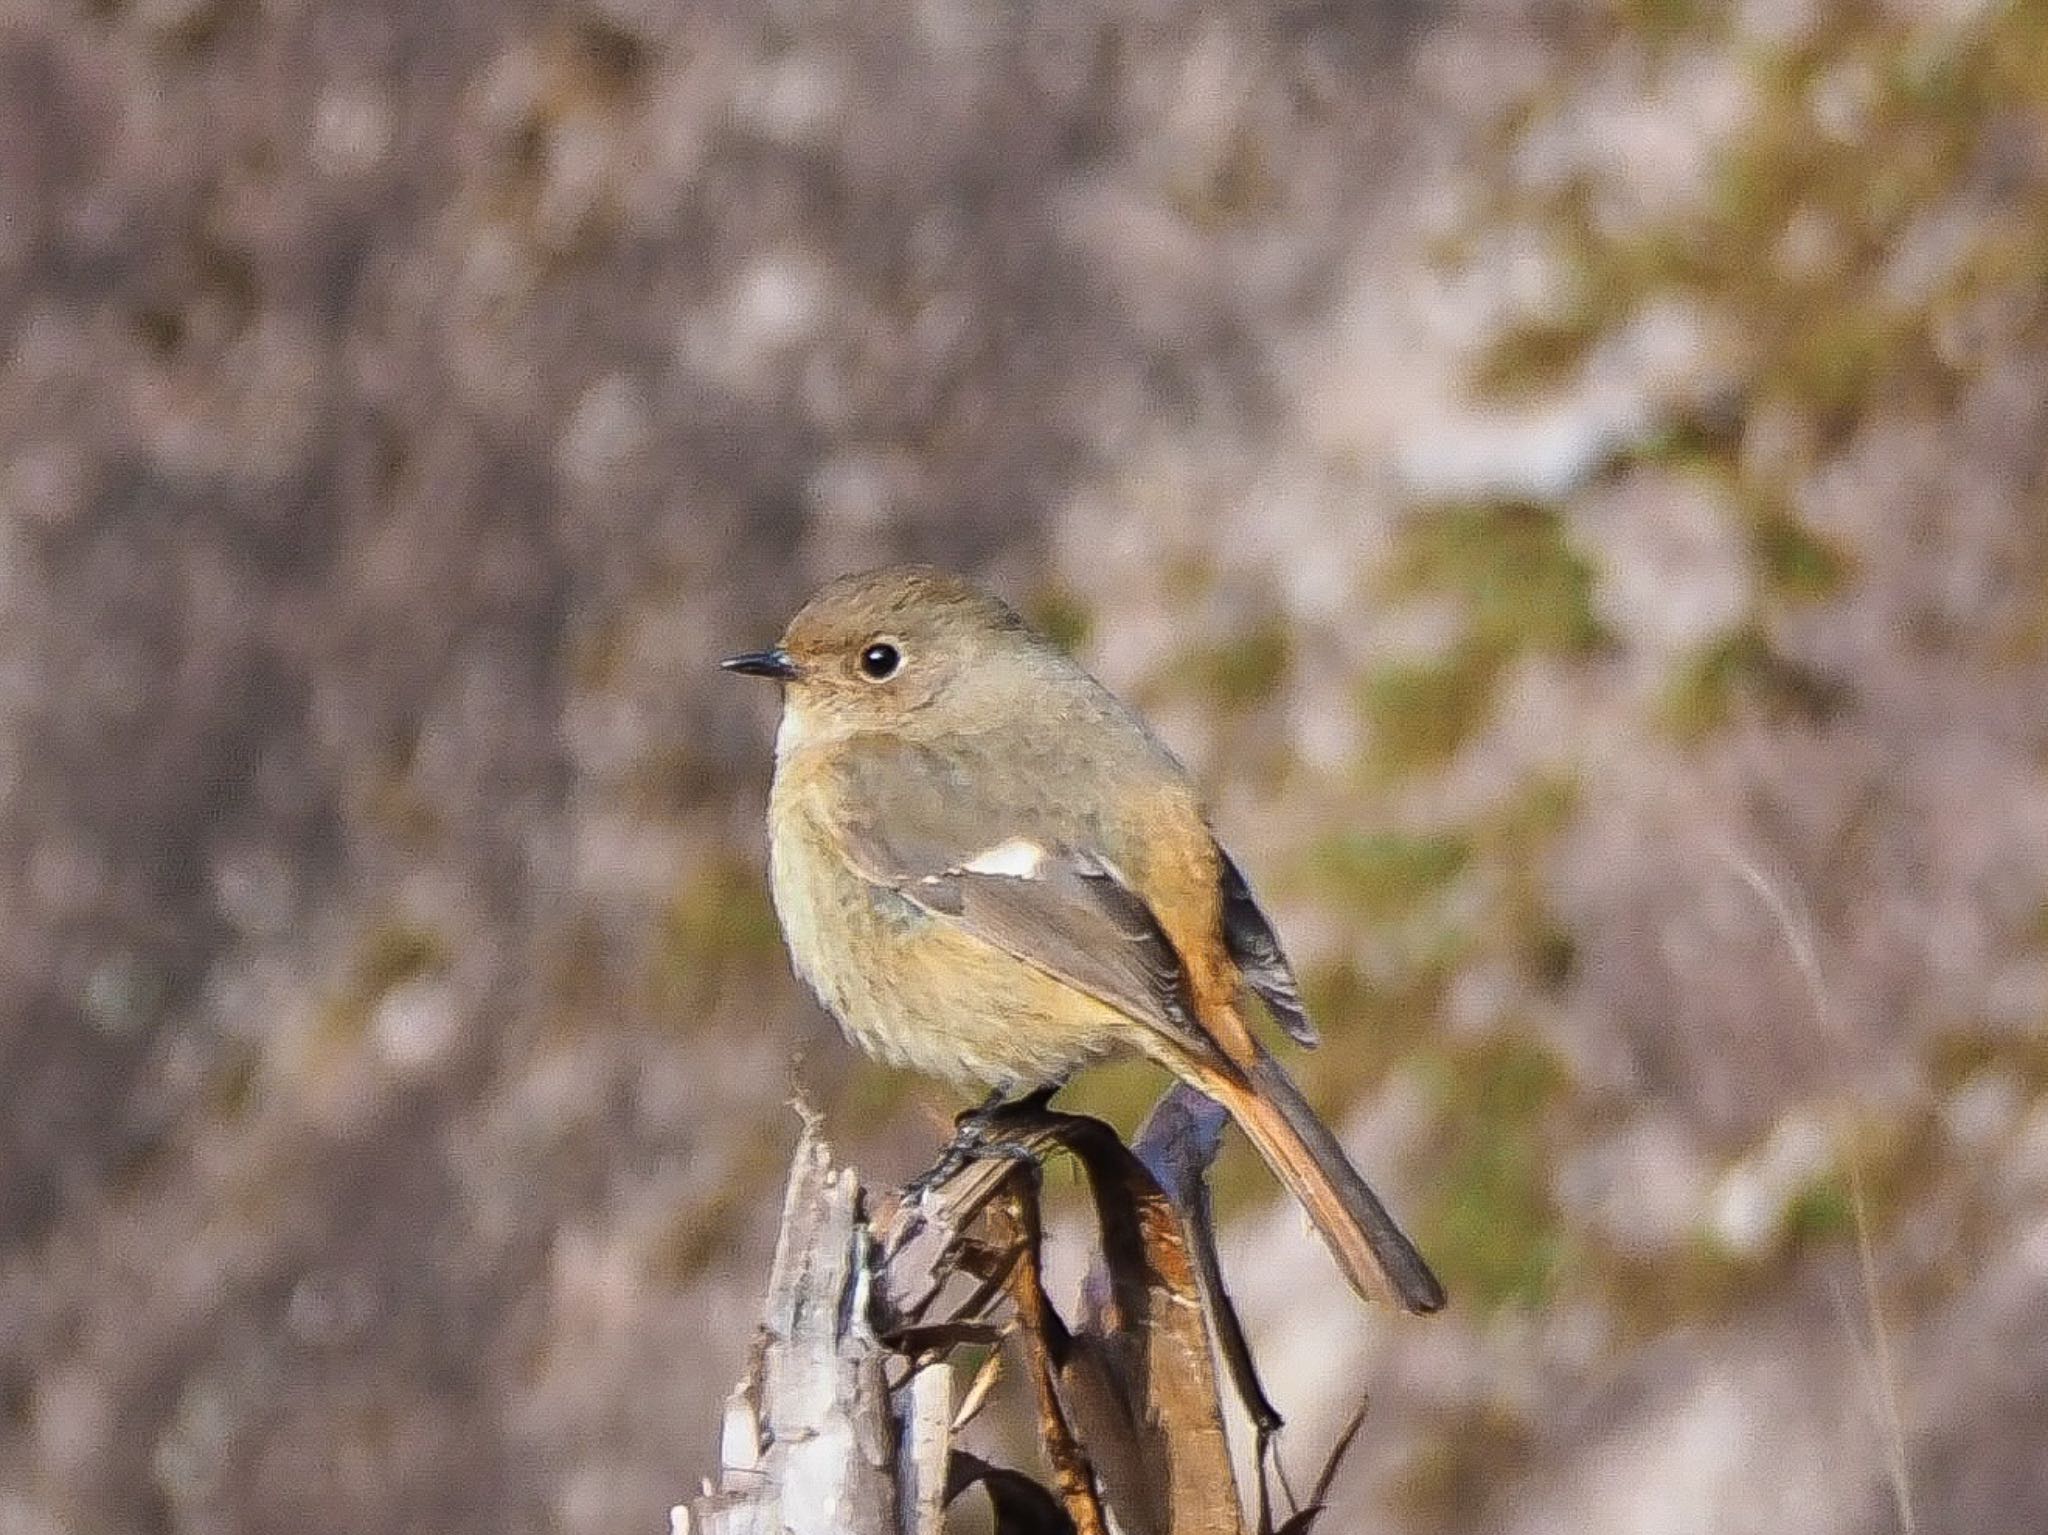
954,1083 -> 1059,1170
958,1084 -> 1055,1137
904,1086 -> 1057,1205
900,1091 -> 1002,1206
957,1086 -> 1012,1130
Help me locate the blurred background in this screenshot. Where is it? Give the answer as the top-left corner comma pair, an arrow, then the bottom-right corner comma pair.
4,0 -> 2046,1529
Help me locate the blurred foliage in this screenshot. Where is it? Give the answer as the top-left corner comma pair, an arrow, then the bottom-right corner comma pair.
1387,502 -> 1606,656
1661,622 -> 1849,740
1363,501 -> 1607,776
620,742 -> 731,819
648,855 -> 785,1021
1172,619 -> 1295,713
1417,1033 -> 1571,1310
1358,650 -> 1500,778
1473,0 -> 2048,764
1748,505 -> 1853,603
1394,1401 -> 1536,1531
1589,1106 -> 1932,1340
315,921 -> 450,1046
1781,1180 -> 1857,1245
1303,829 -> 1473,922
1295,960 -> 1446,1097
1023,587 -> 1096,654
1930,1023 -> 2048,1095
1478,775 -> 1583,990
1056,1055 -> 1185,1143
1478,0 -> 2048,429
1595,1235 -> 1758,1338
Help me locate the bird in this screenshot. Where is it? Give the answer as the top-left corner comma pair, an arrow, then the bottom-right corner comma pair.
722,564 -> 1444,1314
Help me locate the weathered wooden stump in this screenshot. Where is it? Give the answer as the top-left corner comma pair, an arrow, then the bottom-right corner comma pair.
681,1093 -> 1364,1535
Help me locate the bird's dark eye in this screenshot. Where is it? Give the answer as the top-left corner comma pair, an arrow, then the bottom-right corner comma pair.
858,640 -> 902,681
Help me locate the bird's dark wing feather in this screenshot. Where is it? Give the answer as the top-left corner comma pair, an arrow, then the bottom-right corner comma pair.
1215,845 -> 1318,1048
826,734 -> 1209,1054
911,852 -> 1199,1041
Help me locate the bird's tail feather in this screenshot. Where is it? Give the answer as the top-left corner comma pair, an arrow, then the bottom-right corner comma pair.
1185,1044 -> 1444,1315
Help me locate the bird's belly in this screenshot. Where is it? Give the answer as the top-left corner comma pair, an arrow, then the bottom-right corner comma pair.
768,812 -> 1129,1091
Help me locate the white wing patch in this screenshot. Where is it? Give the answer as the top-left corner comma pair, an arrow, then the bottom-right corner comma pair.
960,837 -> 1047,879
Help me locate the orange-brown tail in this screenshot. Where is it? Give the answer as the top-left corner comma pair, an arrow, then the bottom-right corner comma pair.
1178,1042 -> 1445,1315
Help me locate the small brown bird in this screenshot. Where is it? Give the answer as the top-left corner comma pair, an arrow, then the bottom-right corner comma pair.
723,565 -> 1444,1314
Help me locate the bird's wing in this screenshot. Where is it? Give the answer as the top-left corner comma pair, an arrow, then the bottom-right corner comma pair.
824,734 -> 1213,1056
1215,845 -> 1318,1047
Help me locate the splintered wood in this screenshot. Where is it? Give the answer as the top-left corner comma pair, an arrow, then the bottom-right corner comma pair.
686,1129 -> 905,1535
683,1093 -> 1357,1535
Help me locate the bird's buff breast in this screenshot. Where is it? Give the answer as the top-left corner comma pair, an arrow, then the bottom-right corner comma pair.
766,781 -> 1129,1092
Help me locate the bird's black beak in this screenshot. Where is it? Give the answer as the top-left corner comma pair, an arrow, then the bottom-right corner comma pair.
720,647 -> 800,681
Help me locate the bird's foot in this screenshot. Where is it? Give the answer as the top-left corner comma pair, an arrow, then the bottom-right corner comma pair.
901,1087 -> 1055,1205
